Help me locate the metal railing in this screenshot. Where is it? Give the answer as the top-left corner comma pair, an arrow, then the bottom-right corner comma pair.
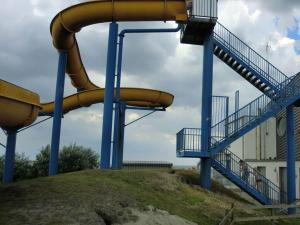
176,128 -> 201,154
191,0 -> 218,20
213,22 -> 288,87
211,75 -> 300,148
212,148 -> 288,204
176,130 -> 288,204
212,96 -> 229,126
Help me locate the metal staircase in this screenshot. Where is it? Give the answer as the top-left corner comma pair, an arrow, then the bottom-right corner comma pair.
212,147 -> 287,205
213,22 -> 288,98
177,21 -> 300,205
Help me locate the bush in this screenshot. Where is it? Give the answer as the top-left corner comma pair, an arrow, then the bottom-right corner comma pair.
0,144 -> 99,182
59,144 -> 99,173
0,153 -> 35,182
32,145 -> 50,177
33,144 -> 99,176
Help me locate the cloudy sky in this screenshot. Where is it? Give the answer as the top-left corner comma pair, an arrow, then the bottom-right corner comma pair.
1,0 -> 300,166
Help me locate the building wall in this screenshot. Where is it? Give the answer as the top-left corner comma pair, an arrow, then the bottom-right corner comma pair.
246,161 -> 300,200
225,113 -> 300,200
228,117 -> 277,160
277,107 -> 300,161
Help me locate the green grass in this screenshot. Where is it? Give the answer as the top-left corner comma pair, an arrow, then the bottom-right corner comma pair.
0,169 -> 299,225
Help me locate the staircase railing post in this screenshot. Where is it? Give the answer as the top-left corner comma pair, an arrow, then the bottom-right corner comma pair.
225,96 -> 229,138
200,32 -> 214,189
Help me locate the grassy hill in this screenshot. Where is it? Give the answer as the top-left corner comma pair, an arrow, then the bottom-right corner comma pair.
0,169 -> 298,225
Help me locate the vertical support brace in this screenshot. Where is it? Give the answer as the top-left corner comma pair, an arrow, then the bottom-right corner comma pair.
225,96 -> 229,138
112,32 -> 124,169
2,129 -> 17,184
49,52 -> 67,176
234,90 -> 239,132
100,22 -> 119,169
286,105 -> 296,214
200,32 -> 214,189
112,102 -> 126,169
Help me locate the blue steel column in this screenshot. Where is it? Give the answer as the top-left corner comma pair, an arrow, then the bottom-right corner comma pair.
117,102 -> 126,168
2,129 -> 17,184
112,33 -> 124,169
112,102 -> 126,169
286,105 -> 296,214
100,22 -> 119,169
49,52 -> 67,176
200,32 -> 214,189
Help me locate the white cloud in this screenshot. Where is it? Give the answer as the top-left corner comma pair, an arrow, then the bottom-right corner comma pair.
1,0 -> 300,166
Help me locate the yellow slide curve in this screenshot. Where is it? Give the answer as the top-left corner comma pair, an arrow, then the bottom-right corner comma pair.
0,0 -> 188,129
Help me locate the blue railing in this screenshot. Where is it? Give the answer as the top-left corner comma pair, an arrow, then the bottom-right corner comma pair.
213,22 -> 288,88
212,148 -> 288,204
176,128 -> 201,154
191,0 -> 218,20
176,130 -> 288,204
211,75 -> 300,147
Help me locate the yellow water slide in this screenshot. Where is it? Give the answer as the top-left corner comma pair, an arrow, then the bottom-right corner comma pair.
0,0 -> 188,129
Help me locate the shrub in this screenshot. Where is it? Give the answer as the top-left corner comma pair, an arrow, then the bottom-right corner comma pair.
59,144 -> 99,173
0,153 -> 35,182
33,144 -> 99,176
0,144 -> 99,182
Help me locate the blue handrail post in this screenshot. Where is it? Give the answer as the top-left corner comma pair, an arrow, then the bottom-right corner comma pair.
49,52 -> 67,176
200,32 -> 214,189
286,104 -> 296,214
225,96 -> 229,138
100,22 -> 119,169
234,90 -> 239,132
2,129 -> 17,184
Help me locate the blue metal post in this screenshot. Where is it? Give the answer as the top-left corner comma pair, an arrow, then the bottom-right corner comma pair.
49,52 -> 67,176
100,22 -> 119,169
112,102 -> 126,169
112,32 -> 124,169
286,105 -> 296,214
2,129 -> 17,184
118,103 -> 126,168
111,24 -> 181,169
200,32 -> 214,189
234,90 -> 239,132
225,96 -> 229,138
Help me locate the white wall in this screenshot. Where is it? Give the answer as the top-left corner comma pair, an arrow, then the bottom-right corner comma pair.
228,117 -> 277,160
247,161 -> 300,200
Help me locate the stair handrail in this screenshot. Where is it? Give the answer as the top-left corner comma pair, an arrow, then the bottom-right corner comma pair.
212,143 -> 288,204
213,22 -> 288,86
210,75 -> 298,148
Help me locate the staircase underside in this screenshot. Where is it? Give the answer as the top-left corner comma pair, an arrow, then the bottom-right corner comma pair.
181,19 -> 216,45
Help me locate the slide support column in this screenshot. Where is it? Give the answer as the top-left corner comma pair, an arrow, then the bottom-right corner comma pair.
49,52 -> 67,176
112,102 -> 126,169
100,22 -> 118,169
2,129 -> 17,184
112,32 -> 124,169
200,32 -> 214,190
286,104 -> 296,214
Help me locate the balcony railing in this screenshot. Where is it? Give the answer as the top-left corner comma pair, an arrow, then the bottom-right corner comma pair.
189,0 -> 218,21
